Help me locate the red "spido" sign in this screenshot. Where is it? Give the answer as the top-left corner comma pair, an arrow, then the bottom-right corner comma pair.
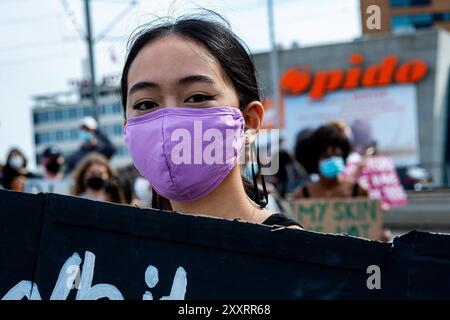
280,54 -> 428,100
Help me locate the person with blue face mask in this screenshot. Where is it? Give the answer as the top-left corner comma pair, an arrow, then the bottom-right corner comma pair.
293,124 -> 368,199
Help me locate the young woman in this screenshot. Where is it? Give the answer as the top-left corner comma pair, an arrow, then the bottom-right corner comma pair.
292,124 -> 369,199
121,14 -> 300,228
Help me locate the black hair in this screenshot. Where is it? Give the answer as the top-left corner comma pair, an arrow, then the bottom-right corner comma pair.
120,12 -> 267,210
297,125 -> 352,174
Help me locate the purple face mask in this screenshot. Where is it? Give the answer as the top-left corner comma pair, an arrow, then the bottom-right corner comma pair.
124,107 -> 245,202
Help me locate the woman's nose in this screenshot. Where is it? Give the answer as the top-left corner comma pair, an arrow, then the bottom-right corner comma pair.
161,97 -> 180,108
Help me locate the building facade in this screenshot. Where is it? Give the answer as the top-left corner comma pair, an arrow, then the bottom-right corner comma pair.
360,0 -> 450,35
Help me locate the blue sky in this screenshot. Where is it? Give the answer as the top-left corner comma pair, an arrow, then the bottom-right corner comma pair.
0,0 -> 361,168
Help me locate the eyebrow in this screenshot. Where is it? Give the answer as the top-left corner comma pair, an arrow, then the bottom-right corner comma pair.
128,75 -> 215,96
128,81 -> 159,95
177,75 -> 215,86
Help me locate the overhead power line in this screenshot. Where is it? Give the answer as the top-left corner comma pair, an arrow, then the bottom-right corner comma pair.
60,0 -> 86,39
57,0 -> 138,123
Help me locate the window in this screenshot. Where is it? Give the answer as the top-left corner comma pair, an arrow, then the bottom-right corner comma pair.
55,110 -> 63,121
75,107 -> 83,118
70,129 -> 79,141
83,106 -> 92,117
56,131 -> 63,142
48,111 -> 55,122
100,124 -> 116,136
68,108 -> 77,120
43,112 -> 50,123
109,124 -> 116,135
113,103 -> 122,114
390,0 -> 410,7
114,124 -> 122,136
48,132 -> 56,143
105,104 -> 112,115
392,15 -> 413,30
433,12 -> 450,22
62,110 -> 68,121
41,132 -> 49,144
63,130 -> 71,141
35,112 -> 50,124
392,14 -> 433,31
412,14 -> 433,28
110,104 -> 116,115
102,103 -> 119,115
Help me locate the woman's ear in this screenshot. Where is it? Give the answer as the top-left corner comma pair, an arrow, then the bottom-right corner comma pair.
242,101 -> 264,145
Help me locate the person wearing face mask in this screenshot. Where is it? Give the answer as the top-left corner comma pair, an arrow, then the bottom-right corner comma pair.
70,153 -> 115,202
41,146 -> 65,180
120,14 -> 301,229
1,148 -> 33,191
66,117 -> 116,173
292,124 -> 369,199
23,146 -> 71,195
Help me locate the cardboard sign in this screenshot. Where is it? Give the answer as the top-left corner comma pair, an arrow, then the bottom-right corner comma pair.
346,155 -> 408,209
293,197 -> 382,240
1,189 -> 450,299
24,178 -> 72,195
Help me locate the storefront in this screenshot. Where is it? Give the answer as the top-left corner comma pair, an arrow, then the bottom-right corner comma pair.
254,28 -> 450,185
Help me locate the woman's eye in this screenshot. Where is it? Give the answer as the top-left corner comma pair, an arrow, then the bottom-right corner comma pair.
133,100 -> 158,111
185,94 -> 215,103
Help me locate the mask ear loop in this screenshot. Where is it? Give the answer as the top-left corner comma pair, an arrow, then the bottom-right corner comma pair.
249,140 -> 269,208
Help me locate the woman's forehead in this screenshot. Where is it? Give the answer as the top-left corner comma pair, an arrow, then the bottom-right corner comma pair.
127,35 -> 228,86
88,163 -> 107,170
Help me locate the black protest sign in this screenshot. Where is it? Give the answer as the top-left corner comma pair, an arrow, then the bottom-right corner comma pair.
1,189 -> 450,299
0,191 -> 44,299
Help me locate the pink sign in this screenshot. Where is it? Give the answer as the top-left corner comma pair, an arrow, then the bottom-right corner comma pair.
346,155 -> 408,210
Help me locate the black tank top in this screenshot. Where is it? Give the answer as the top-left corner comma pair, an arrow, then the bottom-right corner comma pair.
262,213 -> 302,228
